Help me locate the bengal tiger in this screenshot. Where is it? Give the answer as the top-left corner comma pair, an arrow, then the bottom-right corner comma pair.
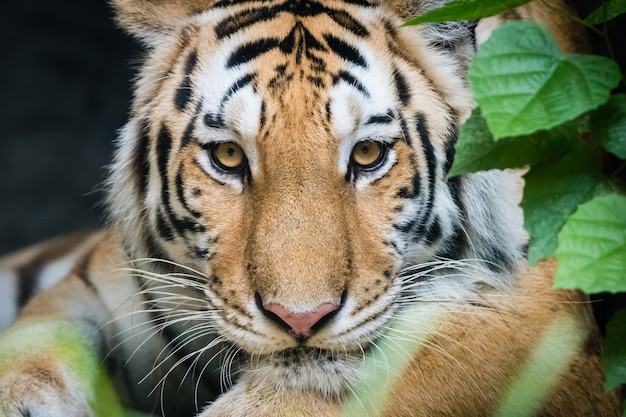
0,0 -> 621,416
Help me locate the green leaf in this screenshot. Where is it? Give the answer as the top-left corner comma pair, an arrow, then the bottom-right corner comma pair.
602,308 -> 626,391
554,194 -> 626,293
448,108 -> 574,177
590,94 -> 626,159
403,0 -> 532,25
522,146 -> 603,265
469,21 -> 621,139
585,0 -> 626,25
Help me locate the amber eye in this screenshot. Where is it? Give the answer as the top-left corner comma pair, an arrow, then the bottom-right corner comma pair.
211,142 -> 246,171
351,141 -> 384,169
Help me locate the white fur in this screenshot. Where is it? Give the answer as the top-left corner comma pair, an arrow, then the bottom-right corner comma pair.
0,270 -> 17,333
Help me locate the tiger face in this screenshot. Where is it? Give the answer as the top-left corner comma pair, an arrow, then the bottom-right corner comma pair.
108,0 -> 527,397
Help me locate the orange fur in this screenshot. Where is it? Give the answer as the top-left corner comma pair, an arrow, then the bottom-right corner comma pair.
382,259 -> 620,416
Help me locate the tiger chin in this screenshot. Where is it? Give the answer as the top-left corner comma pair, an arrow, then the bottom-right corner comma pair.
0,0 -> 621,416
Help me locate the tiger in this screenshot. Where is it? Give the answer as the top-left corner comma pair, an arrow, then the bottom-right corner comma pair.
0,0 -> 621,416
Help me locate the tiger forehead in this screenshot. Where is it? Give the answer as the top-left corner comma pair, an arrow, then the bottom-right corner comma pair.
209,4 -> 393,92
178,1 -> 403,143
212,0 -> 375,40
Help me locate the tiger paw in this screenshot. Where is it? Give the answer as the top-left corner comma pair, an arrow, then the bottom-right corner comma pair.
0,361 -> 93,417
0,320 -> 108,417
200,380 -> 340,417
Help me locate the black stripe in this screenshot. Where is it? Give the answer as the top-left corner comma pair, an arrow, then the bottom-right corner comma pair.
174,78 -> 192,111
156,124 -> 172,185
327,9 -> 369,36
447,175 -> 464,212
333,70 -> 370,97
174,51 -> 197,111
436,176 -> 468,261
423,216 -> 442,245
393,69 -> 411,106
307,51 -> 327,72
193,246 -> 213,260
393,216 -> 419,234
214,0 -> 374,11
134,119 -> 152,195
399,116 -> 411,147
216,7 -> 274,39
175,166 -> 202,218
221,73 -> 255,105
16,260 -> 43,308
156,125 -> 205,238
416,113 -> 436,231
267,66 -> 294,90
307,75 -> 325,88
279,25 -> 299,62
435,223 -> 467,261
259,101 -> 267,129
170,213 -> 206,236
396,170 -> 421,199
323,34 -> 367,68
279,23 -> 326,65
298,23 -> 326,51
483,245 -> 510,273
156,209 -> 175,241
366,109 -> 394,125
204,112 -> 226,129
180,117 -> 195,148
227,38 -> 280,67
215,1 -> 369,39
213,0 -> 258,8
341,0 -> 374,7
519,243 -> 529,258
144,233 -> 168,261
156,126 -> 179,237
443,125 -> 458,175
395,114 -> 437,241
382,239 -> 403,257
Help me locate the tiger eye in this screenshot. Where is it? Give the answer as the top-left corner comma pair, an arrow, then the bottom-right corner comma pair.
212,142 -> 245,170
351,141 -> 383,168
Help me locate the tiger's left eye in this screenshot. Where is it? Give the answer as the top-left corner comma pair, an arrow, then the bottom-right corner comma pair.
211,142 -> 246,171
351,141 -> 384,169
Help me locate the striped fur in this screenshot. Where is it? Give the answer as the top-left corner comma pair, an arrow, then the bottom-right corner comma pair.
0,0 -> 621,416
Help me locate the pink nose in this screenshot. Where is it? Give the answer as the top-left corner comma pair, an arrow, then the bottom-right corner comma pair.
263,302 -> 339,338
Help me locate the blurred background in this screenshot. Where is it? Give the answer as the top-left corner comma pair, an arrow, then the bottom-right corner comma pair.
0,0 -> 624,255
0,0 -> 138,254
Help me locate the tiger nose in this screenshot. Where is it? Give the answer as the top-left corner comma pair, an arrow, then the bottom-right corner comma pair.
258,298 -> 339,338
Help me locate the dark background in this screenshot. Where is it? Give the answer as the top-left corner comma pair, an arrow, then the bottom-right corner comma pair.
0,0 -> 138,254
0,0 -> 624,255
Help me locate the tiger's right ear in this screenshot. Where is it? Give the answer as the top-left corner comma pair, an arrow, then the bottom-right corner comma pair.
112,0 -> 212,46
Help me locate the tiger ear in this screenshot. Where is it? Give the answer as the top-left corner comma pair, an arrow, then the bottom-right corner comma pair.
383,0 -> 477,72
111,0 -> 212,46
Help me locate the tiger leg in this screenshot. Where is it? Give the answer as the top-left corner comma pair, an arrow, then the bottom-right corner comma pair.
0,319 -> 122,417
201,381 -> 340,417
0,241 -> 117,417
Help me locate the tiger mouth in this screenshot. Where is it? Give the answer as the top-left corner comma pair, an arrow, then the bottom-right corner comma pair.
248,346 -> 362,396
276,347 -> 350,362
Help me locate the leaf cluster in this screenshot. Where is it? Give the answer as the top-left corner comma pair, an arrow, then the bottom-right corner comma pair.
406,0 -> 626,401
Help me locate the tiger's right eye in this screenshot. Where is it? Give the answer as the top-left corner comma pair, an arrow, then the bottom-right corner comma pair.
351,141 -> 384,170
210,142 -> 246,172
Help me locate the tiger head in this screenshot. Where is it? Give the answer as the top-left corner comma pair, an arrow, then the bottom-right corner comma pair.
107,0 -> 527,397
